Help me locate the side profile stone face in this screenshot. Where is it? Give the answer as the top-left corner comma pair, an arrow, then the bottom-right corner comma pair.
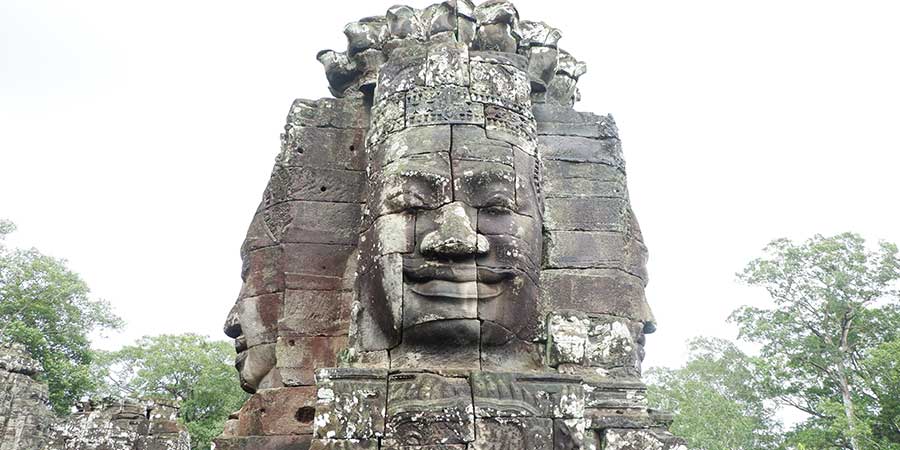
0,344 -> 53,450
219,1 -> 686,449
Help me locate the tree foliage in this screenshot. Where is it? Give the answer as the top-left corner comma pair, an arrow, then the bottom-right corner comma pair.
733,232 -> 900,450
95,333 -> 249,450
647,337 -> 782,450
0,219 -> 122,413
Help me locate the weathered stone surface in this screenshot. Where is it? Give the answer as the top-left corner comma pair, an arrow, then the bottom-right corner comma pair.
279,290 -> 350,337
283,243 -> 356,291
473,417 -> 553,450
277,336 -> 349,386
544,198 -> 628,232
237,387 -> 317,436
213,435 -> 314,450
472,372 -> 584,419
386,372 -> 475,445
314,368 -> 387,440
281,126 -> 367,171
601,429 -> 687,450
0,344 -> 53,450
546,311 -> 589,367
46,399 -> 190,450
540,269 -> 654,327
553,419 -> 597,450
582,379 -> 648,409
310,439 -> 379,450
287,97 -> 368,130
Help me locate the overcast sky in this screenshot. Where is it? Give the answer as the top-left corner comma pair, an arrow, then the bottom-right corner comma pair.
2,0 -> 899,370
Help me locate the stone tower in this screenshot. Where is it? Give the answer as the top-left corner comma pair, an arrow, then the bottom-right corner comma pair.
217,1 -> 685,449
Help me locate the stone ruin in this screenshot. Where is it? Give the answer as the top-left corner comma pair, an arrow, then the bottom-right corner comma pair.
45,399 -> 190,450
218,1 -> 686,449
0,344 -> 190,450
1,344 -> 53,450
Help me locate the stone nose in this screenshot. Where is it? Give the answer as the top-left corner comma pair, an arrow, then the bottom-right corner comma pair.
420,202 -> 489,258
223,302 -> 242,339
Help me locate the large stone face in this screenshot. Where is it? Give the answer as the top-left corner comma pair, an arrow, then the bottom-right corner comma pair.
218,2 -> 684,449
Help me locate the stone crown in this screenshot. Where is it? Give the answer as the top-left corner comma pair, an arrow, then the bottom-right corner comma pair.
317,0 -> 587,105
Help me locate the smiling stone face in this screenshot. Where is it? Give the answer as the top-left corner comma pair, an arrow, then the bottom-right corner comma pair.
351,43 -> 544,370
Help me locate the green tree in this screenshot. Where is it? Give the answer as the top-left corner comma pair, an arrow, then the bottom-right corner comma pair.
96,333 -> 249,450
0,219 -> 122,413
733,233 -> 900,450
647,337 -> 782,450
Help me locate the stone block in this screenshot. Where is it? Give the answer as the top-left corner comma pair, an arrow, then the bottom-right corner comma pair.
584,408 -> 653,430
585,316 -> 643,372
314,368 -> 388,440
279,290 -> 350,337
237,387 -> 317,436
371,125 -> 451,168
601,429 -> 687,450
382,445 -> 467,450
287,97 -> 368,130
281,201 -> 361,246
277,336 -> 348,386
544,198 -> 628,232
535,116 -> 618,140
240,246 -> 285,298
473,417 -> 553,450
282,243 -> 356,291
452,125 -> 514,166
309,439 -> 379,450
546,311 -> 589,367
538,136 -> 622,169
542,161 -> 626,200
283,167 -> 365,203
281,126 -> 366,171
472,372 -> 584,419
213,435 -> 314,450
544,231 -> 625,270
540,269 -> 653,325
582,379 -> 648,409
390,320 -> 481,371
386,372 -> 475,445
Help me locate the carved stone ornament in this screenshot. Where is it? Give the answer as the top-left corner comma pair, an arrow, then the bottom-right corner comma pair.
217,2 -> 683,450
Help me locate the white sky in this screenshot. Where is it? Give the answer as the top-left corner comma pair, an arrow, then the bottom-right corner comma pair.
2,0 -> 899,370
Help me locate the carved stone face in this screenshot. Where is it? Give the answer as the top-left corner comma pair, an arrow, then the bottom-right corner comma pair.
357,123 -> 542,358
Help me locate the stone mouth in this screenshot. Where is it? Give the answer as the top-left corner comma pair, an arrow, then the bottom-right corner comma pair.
404,264 -> 510,284
408,280 -> 503,299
